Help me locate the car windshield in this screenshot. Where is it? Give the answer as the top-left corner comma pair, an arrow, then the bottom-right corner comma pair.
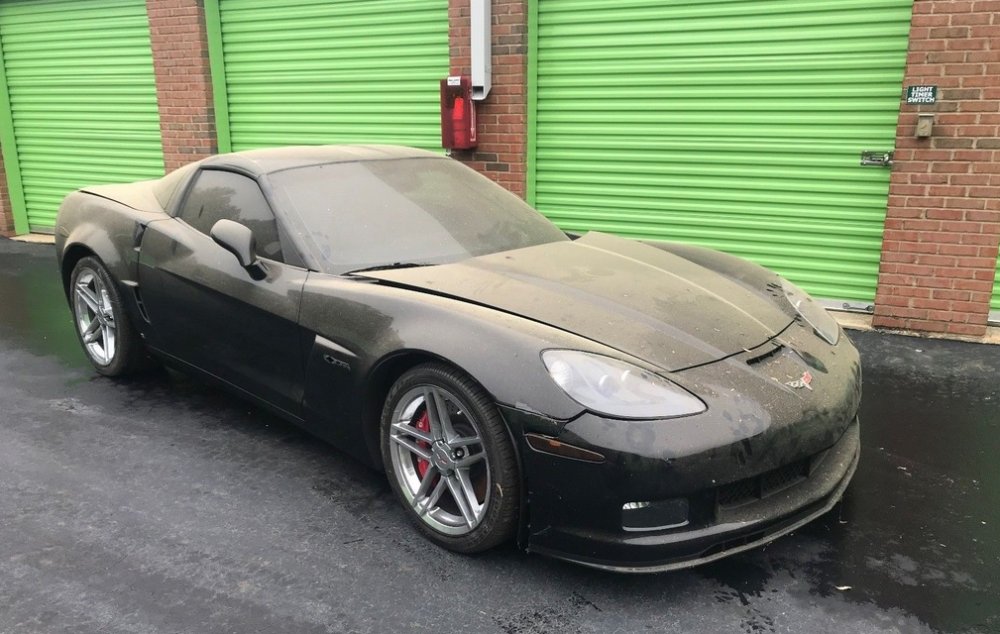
267,157 -> 569,273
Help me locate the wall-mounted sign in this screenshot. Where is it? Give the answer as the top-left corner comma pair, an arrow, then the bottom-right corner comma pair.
906,85 -> 937,105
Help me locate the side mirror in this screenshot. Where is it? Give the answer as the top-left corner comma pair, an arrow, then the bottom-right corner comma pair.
211,219 -> 267,279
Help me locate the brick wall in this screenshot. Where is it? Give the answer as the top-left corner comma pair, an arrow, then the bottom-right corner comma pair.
873,0 -> 1000,337
146,0 -> 217,171
447,0 -> 528,198
0,151 -> 12,236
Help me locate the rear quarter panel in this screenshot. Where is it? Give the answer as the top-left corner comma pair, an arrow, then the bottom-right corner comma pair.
55,190 -> 167,295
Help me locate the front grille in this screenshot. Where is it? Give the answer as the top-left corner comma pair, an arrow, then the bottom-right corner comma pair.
717,478 -> 758,507
716,457 -> 810,509
761,460 -> 809,493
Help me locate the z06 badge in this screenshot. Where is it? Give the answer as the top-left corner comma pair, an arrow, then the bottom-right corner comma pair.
785,371 -> 814,390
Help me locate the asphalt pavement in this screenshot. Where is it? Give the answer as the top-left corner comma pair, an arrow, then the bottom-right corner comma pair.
1,237 -> 997,634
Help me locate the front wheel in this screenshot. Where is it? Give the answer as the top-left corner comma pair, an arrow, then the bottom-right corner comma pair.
380,363 -> 520,554
70,256 -> 147,376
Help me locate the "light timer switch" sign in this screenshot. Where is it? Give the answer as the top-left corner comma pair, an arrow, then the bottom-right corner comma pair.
905,85 -> 937,105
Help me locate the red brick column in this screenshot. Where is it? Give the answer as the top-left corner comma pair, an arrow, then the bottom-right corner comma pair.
0,151 -> 13,236
146,0 -> 217,171
873,0 -> 1000,337
448,0 -> 528,198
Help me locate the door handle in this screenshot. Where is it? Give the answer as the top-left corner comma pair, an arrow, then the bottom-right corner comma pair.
860,151 -> 893,167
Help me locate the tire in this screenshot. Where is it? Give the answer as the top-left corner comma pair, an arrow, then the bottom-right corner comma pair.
380,362 -> 520,554
69,256 -> 147,376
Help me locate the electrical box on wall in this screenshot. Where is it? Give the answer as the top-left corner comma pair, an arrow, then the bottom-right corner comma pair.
440,76 -> 477,150
916,113 -> 934,138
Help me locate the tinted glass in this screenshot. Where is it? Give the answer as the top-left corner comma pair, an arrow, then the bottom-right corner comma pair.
268,157 -> 568,272
178,170 -> 284,261
152,162 -> 198,211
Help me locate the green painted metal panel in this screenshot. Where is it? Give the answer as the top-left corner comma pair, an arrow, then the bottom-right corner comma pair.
216,0 -> 448,152
0,0 -> 163,232
991,251 -> 1000,314
531,0 -> 914,302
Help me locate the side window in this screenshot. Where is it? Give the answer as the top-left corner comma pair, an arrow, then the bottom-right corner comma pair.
177,170 -> 284,262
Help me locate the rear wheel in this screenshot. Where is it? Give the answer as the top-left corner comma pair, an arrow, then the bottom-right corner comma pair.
70,256 -> 146,376
380,363 -> 519,553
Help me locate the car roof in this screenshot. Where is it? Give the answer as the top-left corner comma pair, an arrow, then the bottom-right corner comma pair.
201,144 -> 442,175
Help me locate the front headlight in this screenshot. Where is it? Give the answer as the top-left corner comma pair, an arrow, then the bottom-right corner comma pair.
780,278 -> 840,345
541,350 -> 706,419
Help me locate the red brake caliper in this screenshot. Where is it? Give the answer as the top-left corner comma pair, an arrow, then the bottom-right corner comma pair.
415,410 -> 431,478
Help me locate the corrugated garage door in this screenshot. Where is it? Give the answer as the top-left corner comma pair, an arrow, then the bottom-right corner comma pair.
210,0 -> 447,152
530,0 -> 913,302
0,0 -> 163,232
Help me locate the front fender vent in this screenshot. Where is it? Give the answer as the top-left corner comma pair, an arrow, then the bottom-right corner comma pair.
133,287 -> 151,323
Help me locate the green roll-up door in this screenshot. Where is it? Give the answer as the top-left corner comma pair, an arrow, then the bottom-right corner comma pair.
0,0 -> 163,232
211,0 -> 447,152
530,0 -> 913,302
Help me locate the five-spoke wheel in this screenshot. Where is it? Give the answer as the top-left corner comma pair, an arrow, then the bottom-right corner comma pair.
73,267 -> 117,366
69,256 -> 146,376
381,363 -> 519,553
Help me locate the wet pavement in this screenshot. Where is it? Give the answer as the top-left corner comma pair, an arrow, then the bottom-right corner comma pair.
1,236 -> 997,634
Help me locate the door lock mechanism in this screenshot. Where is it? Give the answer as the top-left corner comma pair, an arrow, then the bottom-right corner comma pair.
860,151 -> 894,167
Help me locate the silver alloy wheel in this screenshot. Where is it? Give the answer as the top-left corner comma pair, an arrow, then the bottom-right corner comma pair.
388,385 -> 491,536
73,269 -> 117,366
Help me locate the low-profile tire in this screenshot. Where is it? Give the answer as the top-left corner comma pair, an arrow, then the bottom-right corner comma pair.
380,362 -> 520,554
69,256 -> 147,376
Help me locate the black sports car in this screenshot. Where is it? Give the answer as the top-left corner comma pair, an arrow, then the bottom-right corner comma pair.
55,145 -> 861,572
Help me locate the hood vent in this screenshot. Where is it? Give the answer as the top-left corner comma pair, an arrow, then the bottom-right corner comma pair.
745,344 -> 784,367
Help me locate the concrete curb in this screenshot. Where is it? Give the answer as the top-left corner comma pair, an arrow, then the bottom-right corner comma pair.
834,311 -> 1000,345
9,233 -> 55,244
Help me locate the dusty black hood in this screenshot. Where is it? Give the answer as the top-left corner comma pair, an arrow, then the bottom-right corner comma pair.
360,232 -> 794,371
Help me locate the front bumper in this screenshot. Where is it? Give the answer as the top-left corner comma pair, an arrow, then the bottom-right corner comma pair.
502,316 -> 862,572
518,417 -> 859,572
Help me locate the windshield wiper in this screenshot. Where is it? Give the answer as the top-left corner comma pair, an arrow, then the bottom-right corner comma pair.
344,262 -> 429,275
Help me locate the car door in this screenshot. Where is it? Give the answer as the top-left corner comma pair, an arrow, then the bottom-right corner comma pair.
137,168 -> 309,419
